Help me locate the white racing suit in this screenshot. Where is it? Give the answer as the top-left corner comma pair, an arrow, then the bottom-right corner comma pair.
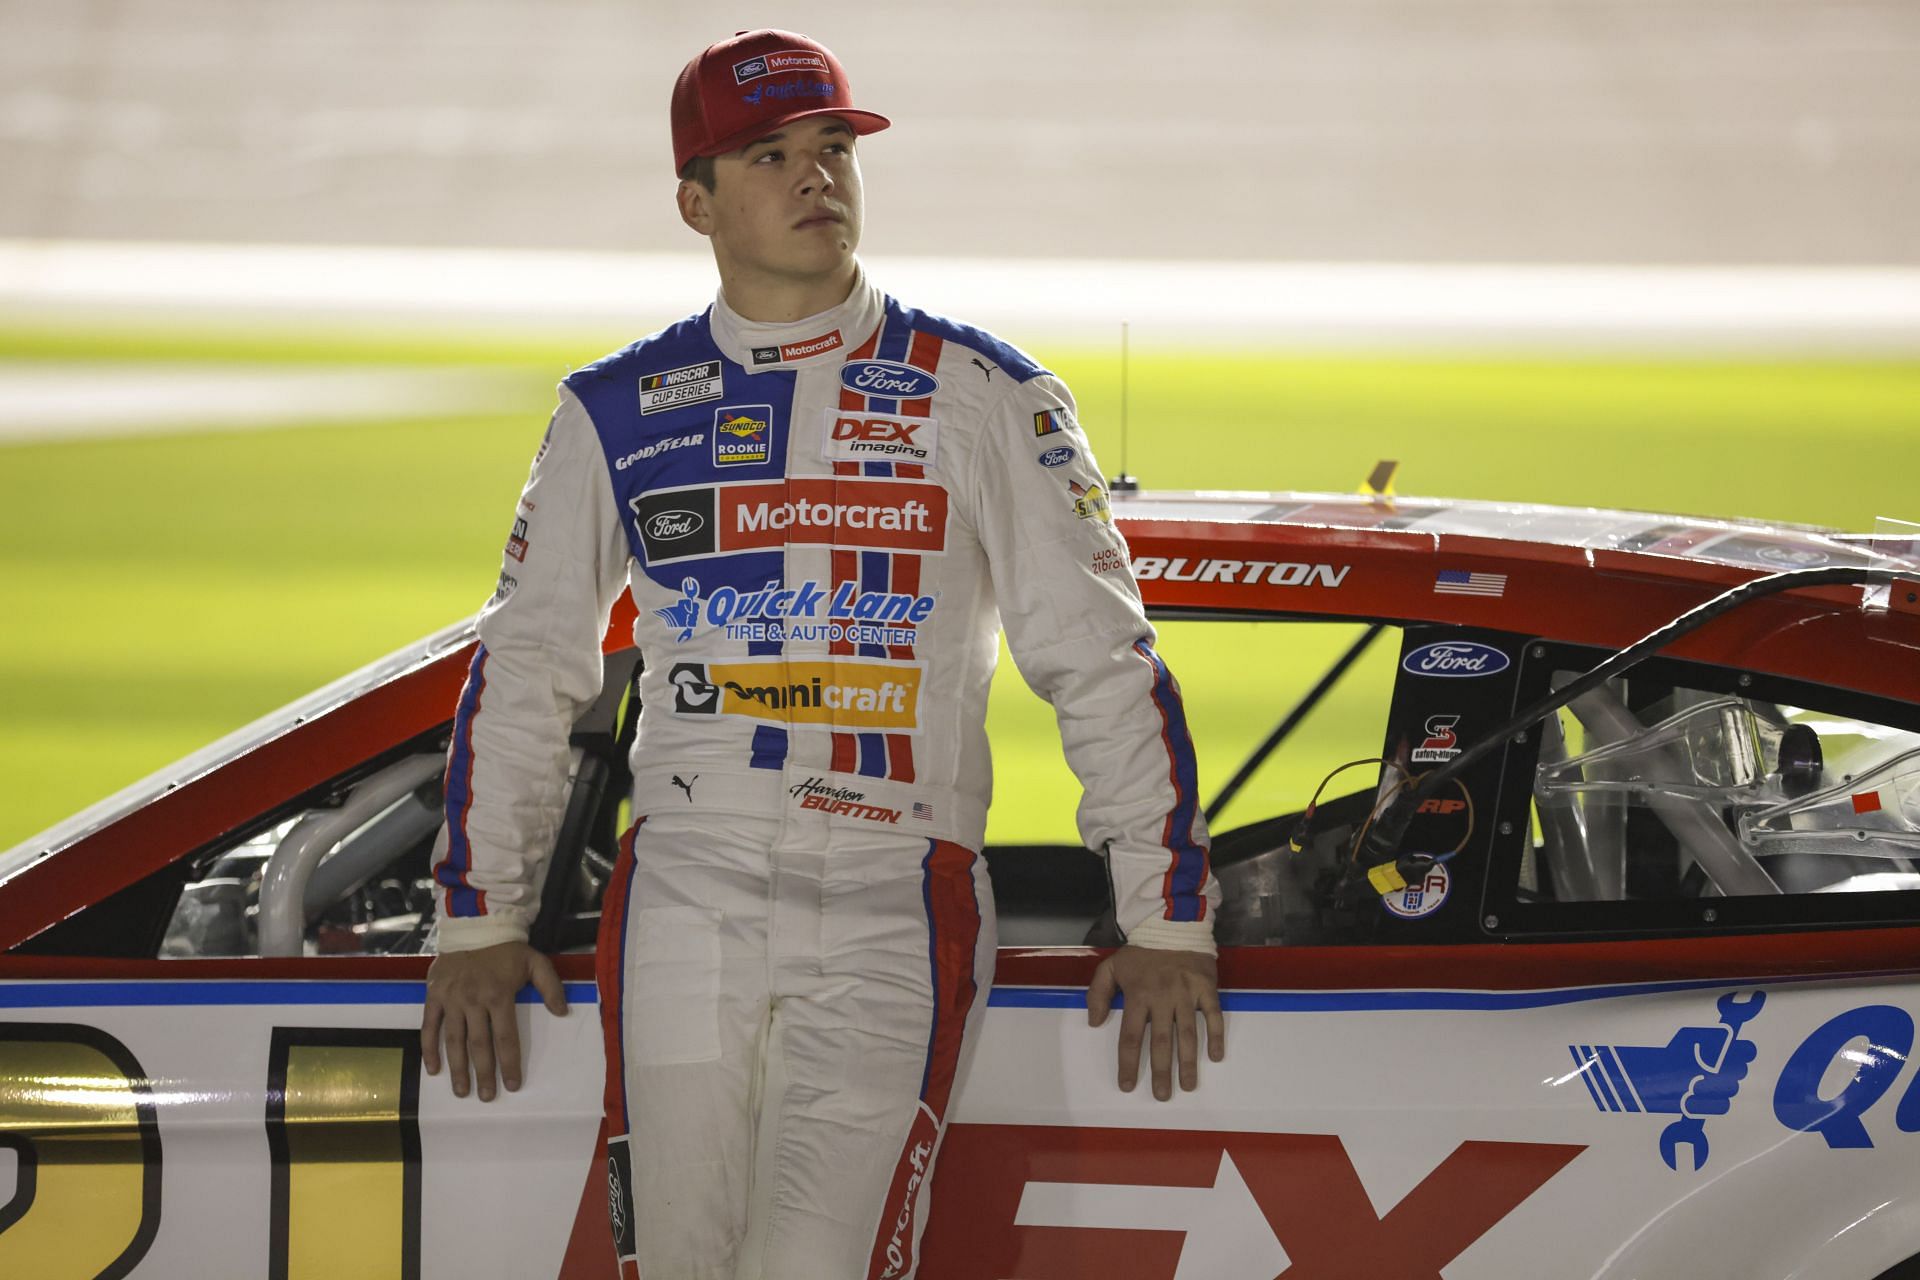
433,264 -> 1217,1279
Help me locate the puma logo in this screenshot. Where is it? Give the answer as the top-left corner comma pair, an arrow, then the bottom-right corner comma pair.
671,774 -> 698,801
970,357 -> 993,381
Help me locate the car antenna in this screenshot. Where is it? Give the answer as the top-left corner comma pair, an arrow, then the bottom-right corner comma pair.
1109,320 -> 1139,493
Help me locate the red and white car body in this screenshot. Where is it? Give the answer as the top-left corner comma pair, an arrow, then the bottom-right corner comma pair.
4,491 -> 1920,1279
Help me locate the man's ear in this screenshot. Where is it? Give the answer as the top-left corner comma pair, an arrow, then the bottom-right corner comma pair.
677,179 -> 714,237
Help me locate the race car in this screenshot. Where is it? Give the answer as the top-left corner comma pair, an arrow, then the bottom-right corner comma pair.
4,490 -> 1920,1279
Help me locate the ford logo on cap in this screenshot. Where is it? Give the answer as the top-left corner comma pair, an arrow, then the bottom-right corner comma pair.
840,360 -> 939,399
1038,446 -> 1076,468
1402,641 -> 1511,678
646,510 -> 705,541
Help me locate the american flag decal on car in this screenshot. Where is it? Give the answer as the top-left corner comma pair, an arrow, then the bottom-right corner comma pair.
1434,569 -> 1507,597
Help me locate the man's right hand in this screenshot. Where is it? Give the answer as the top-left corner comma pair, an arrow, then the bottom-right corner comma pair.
421,941 -> 568,1102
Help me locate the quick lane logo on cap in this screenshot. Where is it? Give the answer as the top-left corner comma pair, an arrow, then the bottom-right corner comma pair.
640,361 -> 723,415
750,329 -> 844,366
733,49 -> 831,84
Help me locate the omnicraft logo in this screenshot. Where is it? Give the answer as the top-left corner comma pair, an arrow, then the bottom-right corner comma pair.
667,659 -> 921,730
821,411 -> 938,464
631,478 -> 949,564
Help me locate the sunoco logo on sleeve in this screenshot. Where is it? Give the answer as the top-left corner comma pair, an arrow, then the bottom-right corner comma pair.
640,361 -> 724,415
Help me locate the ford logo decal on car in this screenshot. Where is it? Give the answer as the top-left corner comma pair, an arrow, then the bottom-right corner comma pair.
840,360 -> 939,398
1037,446 -> 1076,469
1402,641 -> 1511,678
646,510 -> 705,541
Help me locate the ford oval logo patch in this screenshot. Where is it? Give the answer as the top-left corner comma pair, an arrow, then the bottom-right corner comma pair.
840,360 -> 939,399
646,510 -> 705,541
1402,641 -> 1511,678
1038,446 -> 1076,468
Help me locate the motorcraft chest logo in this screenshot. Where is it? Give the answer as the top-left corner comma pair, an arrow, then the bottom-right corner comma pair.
666,658 -> 921,729
841,360 -> 939,399
630,478 -> 949,565
821,411 -> 939,464
713,405 -> 773,467
654,576 -> 935,647
639,360 -> 723,415
1402,641 -> 1511,678
733,49 -> 830,84
751,329 -> 844,365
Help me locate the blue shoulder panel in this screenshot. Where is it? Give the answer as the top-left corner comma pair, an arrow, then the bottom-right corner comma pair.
884,299 -> 1049,384
565,310 -> 713,395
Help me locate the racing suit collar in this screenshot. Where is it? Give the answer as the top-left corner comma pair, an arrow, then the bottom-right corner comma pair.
709,261 -> 884,371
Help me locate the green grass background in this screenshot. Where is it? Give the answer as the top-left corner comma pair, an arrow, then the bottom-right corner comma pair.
3,316 -> 1917,851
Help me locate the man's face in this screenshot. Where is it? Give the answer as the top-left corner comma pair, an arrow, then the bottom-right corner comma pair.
684,116 -> 864,284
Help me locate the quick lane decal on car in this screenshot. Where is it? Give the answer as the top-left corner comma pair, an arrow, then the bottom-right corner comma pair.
1775,1002 -> 1920,1151
1401,641 -> 1511,678
1569,989 -> 1764,1171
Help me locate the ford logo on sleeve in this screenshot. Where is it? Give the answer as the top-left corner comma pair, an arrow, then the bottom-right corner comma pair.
1402,641 -> 1511,678
1037,446 -> 1076,468
840,360 -> 940,398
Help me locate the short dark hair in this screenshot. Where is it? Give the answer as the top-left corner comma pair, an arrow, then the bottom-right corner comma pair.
678,154 -> 716,193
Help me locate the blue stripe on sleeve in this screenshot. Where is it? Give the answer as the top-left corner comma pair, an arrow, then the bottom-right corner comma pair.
1134,640 -> 1208,922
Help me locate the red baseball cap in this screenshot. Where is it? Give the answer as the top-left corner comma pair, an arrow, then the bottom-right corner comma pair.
671,29 -> 890,174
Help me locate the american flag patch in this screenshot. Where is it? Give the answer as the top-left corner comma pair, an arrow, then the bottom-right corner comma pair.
1434,570 -> 1507,598
1033,409 -> 1068,437
913,802 -> 934,821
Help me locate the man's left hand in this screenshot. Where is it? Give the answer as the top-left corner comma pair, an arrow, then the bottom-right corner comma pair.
1087,945 -> 1225,1100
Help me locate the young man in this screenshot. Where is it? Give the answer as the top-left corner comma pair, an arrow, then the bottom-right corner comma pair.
419,28 -> 1223,1280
